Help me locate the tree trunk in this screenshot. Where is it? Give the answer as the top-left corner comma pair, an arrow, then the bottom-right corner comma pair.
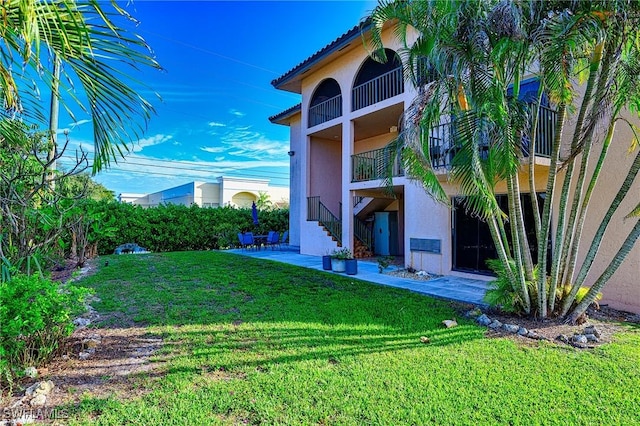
537,103 -> 567,318
562,140 -> 640,315
567,219 -> 640,324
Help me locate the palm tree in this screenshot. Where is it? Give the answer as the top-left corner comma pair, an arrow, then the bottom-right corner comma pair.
369,0 -> 640,322
0,0 -> 161,171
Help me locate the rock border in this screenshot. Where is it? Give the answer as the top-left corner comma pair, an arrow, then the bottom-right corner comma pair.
466,308 -> 603,349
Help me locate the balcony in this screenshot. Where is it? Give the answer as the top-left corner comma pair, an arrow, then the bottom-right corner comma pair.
352,67 -> 404,111
308,94 -> 342,127
351,146 -> 404,182
429,104 -> 557,168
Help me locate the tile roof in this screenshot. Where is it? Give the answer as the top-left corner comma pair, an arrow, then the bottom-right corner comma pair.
268,103 -> 301,124
271,18 -> 372,90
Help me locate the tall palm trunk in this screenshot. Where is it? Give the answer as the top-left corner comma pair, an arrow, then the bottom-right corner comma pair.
537,103 -> 567,318
46,55 -> 61,188
558,41 -> 613,308
547,41 -> 605,313
528,89 -> 545,237
567,219 -> 640,324
561,135 -> 640,316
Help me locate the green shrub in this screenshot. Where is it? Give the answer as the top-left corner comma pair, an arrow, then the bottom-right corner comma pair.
0,274 -> 90,390
484,259 -> 538,314
87,201 -> 289,254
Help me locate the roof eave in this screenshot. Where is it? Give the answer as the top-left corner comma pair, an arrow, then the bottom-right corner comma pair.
269,103 -> 302,126
271,19 -> 372,93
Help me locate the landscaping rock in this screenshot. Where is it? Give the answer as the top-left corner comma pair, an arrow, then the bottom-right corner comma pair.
488,320 -> 503,329
502,324 -> 519,333
24,366 -> 38,379
73,317 -> 91,328
82,336 -> 101,349
584,325 -> 601,338
30,394 -> 47,407
442,319 -> 458,329
572,334 -> 588,345
556,334 -> 569,344
79,351 -> 92,360
476,314 -> 492,326
25,380 -> 54,397
465,308 -> 483,318
527,331 -> 541,339
517,327 -> 528,336
585,333 -> 599,343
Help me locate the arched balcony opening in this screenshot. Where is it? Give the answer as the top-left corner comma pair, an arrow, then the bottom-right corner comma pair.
309,79 -> 342,127
352,49 -> 404,111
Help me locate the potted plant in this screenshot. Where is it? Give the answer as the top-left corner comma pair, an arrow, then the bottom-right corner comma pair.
322,251 -> 332,270
330,247 -> 353,273
345,256 -> 358,275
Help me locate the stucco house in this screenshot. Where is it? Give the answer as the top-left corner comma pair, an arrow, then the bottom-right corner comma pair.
118,176 -> 289,209
269,21 -> 640,313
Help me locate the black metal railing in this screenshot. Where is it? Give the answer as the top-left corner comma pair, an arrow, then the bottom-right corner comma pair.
307,196 -> 342,245
523,104 -> 555,158
351,146 -> 404,182
308,94 -> 342,127
428,104 -> 557,168
352,68 -> 404,111
354,216 -> 373,252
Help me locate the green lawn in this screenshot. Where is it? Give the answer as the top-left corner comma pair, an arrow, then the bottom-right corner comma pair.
68,251 -> 640,425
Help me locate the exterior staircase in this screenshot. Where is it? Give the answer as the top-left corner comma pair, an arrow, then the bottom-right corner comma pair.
307,196 -> 342,246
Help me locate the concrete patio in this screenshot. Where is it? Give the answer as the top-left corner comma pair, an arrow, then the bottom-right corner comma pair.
227,247 -> 490,306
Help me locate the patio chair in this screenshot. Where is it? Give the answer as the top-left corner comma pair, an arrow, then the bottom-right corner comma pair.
237,232 -> 255,250
280,230 -> 289,250
266,231 -> 280,250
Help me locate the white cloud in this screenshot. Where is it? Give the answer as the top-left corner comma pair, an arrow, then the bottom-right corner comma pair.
69,119 -> 91,129
200,146 -> 225,153
222,136 -> 289,160
208,121 -> 226,127
131,134 -> 173,153
228,109 -> 245,117
215,156 -> 225,161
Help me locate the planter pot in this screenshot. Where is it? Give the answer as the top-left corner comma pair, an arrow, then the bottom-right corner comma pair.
331,258 -> 346,273
322,255 -> 332,270
345,258 -> 358,275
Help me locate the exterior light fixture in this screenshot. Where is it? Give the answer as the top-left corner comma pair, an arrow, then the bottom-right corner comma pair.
287,151 -> 295,156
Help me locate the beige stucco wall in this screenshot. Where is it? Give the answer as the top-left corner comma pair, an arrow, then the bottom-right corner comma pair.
550,113 -> 640,313
309,136 -> 343,215
288,114 -> 302,248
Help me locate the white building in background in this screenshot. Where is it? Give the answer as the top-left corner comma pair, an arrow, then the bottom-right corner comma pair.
118,176 -> 289,209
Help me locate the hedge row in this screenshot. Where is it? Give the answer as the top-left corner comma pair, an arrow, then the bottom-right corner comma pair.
93,202 -> 289,255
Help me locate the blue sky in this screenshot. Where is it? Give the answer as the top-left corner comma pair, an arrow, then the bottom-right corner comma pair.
56,1 -> 377,195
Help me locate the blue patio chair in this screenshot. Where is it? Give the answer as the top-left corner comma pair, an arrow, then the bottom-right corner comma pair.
280,230 -> 289,250
237,232 -> 255,250
266,231 -> 280,250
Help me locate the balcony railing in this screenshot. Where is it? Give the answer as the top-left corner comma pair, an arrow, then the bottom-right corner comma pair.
352,68 -> 404,111
354,216 -> 373,252
523,104 -> 556,158
429,104 -> 557,168
351,146 -> 404,182
308,94 -> 342,127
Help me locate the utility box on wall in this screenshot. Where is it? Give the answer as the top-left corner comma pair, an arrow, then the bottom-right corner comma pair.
374,211 -> 399,256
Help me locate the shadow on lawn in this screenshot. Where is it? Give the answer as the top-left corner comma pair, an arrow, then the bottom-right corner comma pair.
165,324 -> 481,373
79,251 -> 484,370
